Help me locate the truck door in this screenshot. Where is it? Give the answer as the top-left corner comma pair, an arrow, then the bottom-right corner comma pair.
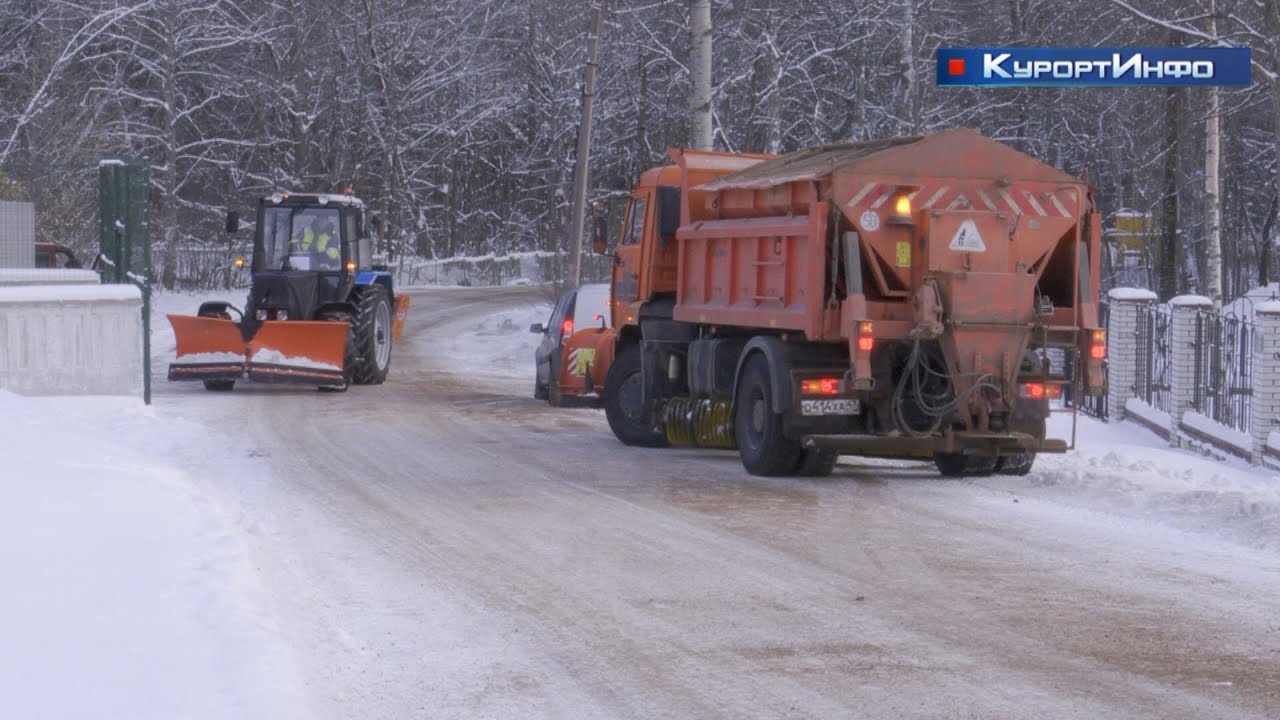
611,192 -> 649,326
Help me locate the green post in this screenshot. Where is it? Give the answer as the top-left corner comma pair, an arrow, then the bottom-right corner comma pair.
98,157 -> 152,404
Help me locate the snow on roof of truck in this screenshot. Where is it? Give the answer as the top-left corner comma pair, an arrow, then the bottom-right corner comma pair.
267,192 -> 365,207
698,127 -> 1082,191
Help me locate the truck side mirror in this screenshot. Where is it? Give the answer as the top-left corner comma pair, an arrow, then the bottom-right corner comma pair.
225,210 -> 240,233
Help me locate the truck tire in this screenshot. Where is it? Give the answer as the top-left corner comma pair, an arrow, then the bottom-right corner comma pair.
734,354 -> 803,476
349,286 -> 392,385
995,452 -> 1036,475
795,448 -> 838,477
604,343 -> 668,447
933,453 -> 998,477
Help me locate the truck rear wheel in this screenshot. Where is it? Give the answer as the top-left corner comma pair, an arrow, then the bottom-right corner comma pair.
350,286 -> 392,385
604,343 -> 668,447
735,355 -> 803,476
795,448 -> 838,477
933,453 -> 998,477
995,452 -> 1036,475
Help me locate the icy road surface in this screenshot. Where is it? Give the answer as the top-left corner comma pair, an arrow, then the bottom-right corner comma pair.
157,286 -> 1279,720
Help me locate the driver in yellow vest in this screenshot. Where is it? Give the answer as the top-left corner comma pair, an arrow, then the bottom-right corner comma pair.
299,215 -> 340,268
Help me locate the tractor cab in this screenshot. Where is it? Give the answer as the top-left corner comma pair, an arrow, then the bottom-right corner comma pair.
239,193 -> 373,324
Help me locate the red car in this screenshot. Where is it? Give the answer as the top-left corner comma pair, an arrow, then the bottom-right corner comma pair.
35,242 -> 82,269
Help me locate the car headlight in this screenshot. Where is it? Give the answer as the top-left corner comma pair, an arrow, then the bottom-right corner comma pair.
277,310 -> 289,321
256,309 -> 268,321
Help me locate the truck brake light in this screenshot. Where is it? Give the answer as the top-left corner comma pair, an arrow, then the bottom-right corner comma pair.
1090,329 -> 1106,360
801,377 -> 841,396
857,321 -> 874,352
1020,382 -> 1062,400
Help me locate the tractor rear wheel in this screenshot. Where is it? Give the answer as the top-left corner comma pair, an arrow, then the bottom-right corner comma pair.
349,286 -> 392,385
734,354 -> 803,476
604,343 -> 667,447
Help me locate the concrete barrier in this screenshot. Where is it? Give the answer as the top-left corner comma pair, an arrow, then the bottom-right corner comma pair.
0,284 -> 143,397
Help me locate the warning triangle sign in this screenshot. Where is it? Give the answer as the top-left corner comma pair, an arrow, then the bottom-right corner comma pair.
948,219 -> 986,252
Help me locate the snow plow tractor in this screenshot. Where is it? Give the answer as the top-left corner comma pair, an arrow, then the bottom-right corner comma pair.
167,192 -> 410,392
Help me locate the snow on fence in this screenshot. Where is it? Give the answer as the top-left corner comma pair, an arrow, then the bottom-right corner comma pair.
1103,288 -> 1280,466
391,250 -> 612,288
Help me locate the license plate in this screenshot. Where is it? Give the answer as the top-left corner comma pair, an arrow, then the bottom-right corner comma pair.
800,398 -> 860,416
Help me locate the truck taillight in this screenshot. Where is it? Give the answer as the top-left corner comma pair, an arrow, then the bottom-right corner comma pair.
1090,329 -> 1106,360
857,321 -> 874,353
1020,382 -> 1062,400
801,377 -> 841,396
561,318 -> 574,341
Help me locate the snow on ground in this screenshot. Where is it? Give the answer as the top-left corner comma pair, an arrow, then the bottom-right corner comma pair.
5,285 -> 1280,718
0,390 -> 308,719
1032,411 -> 1280,552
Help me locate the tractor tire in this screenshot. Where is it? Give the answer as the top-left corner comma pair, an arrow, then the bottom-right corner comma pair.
734,354 -> 804,476
795,448 -> 839,477
318,308 -> 355,392
604,343 -> 668,447
349,286 -> 392,385
995,452 -> 1036,476
203,379 -> 235,392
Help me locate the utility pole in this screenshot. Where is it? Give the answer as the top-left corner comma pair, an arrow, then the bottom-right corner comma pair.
689,0 -> 713,149
567,1 -> 603,288
1204,0 -> 1223,307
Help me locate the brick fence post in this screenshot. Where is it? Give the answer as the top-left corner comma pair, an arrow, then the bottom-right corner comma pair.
1249,302 -> 1280,463
1105,288 -> 1157,421
1167,295 -> 1214,446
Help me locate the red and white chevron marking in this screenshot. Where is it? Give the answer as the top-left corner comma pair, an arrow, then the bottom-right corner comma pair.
844,181 -> 1081,219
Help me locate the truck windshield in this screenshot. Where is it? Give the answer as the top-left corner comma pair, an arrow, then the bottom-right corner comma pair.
261,206 -> 343,271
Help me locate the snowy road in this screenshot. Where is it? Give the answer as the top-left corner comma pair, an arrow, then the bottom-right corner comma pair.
158,286 -> 1280,719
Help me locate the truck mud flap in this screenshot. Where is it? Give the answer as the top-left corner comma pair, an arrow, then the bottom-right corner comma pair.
392,294 -> 410,340
245,321 -> 348,385
802,432 -> 1067,458
167,314 -> 247,381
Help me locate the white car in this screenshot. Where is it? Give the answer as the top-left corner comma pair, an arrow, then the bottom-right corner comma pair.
530,283 -> 611,405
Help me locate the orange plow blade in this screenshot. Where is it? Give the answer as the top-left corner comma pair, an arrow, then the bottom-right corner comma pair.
167,314 -> 247,382
246,320 -> 349,385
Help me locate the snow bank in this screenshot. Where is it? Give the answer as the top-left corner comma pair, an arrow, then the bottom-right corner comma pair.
1035,413 -> 1280,552
0,391 -> 308,718
1180,411 -> 1253,457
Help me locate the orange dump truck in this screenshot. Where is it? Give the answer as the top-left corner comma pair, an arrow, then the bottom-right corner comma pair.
593,128 -> 1104,477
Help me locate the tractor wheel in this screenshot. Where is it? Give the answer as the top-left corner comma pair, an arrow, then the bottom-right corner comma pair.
604,343 -> 668,447
318,308 -> 355,392
995,452 -> 1036,476
795,448 -> 839,477
349,286 -> 392,385
203,379 -> 235,392
734,354 -> 803,476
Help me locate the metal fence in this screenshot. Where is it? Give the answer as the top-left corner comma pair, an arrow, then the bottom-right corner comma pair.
1193,310 -> 1254,433
1135,303 -> 1172,413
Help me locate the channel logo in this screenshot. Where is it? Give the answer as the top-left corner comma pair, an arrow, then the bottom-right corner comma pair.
937,47 -> 1251,87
